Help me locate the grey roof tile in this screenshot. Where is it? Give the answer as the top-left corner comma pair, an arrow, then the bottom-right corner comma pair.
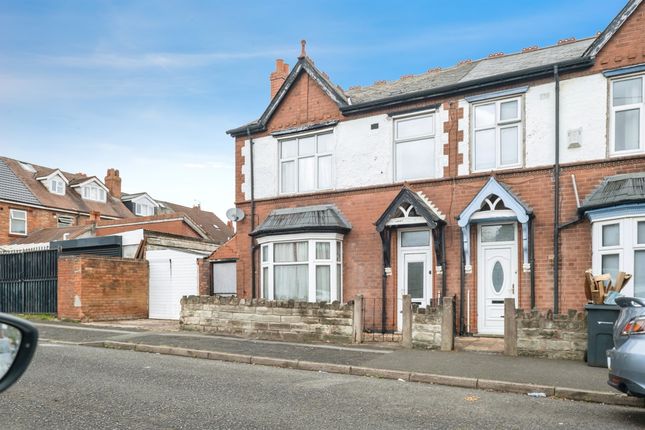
252,204 -> 351,237
345,38 -> 595,105
0,159 -> 41,206
581,172 -> 645,211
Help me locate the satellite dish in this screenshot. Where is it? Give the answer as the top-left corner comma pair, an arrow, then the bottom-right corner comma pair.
226,207 -> 245,222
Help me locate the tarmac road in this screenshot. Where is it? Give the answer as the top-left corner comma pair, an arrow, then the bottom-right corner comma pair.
3,342 -> 644,430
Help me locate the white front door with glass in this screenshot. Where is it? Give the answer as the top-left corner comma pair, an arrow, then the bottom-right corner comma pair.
477,224 -> 518,335
397,229 -> 433,330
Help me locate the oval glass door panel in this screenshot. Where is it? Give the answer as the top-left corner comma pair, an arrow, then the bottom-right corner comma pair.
492,261 -> 504,293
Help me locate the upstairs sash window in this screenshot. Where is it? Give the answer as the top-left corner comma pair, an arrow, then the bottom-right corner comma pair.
612,76 -> 644,154
473,98 -> 522,171
394,113 -> 436,181
279,132 -> 333,194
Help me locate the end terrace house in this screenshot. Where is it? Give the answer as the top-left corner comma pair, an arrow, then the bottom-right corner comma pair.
224,0 -> 645,336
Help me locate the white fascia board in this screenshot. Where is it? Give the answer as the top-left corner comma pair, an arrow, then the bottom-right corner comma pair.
70,177 -> 109,192
256,232 -> 345,245
131,193 -> 160,207
36,169 -> 70,184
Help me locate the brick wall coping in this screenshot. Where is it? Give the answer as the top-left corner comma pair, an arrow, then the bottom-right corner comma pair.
182,295 -> 352,311
58,255 -> 147,264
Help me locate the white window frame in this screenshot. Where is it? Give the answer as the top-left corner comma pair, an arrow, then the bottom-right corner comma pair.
393,110 -> 437,182
610,74 -> 644,156
592,216 -> 645,298
471,96 -> 523,172
9,209 -> 27,235
82,184 -> 107,202
278,130 -> 334,195
258,233 -> 343,303
48,176 -> 66,195
134,202 -> 154,216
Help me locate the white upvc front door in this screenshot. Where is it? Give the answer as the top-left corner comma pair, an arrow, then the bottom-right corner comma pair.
397,228 -> 433,330
477,223 -> 518,335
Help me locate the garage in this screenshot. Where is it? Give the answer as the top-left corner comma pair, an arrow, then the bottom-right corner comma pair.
147,249 -> 202,320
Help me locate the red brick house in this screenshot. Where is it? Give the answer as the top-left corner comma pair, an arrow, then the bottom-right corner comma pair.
223,0 -> 645,336
1,156 -> 233,247
0,156 -> 133,245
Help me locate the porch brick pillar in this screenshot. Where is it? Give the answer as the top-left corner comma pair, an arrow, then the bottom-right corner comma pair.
352,295 -> 364,344
402,295 -> 412,348
504,297 -> 518,356
441,296 -> 454,351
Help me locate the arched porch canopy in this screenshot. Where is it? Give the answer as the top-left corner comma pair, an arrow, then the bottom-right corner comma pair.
457,177 -> 533,272
376,187 -> 445,233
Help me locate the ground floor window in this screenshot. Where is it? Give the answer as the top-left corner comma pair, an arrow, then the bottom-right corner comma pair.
593,216 -> 645,298
259,233 -> 343,302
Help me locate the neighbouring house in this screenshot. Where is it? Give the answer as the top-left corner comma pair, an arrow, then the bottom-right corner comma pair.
223,0 -> 645,339
0,157 -> 133,245
121,192 -> 233,244
1,156 -> 232,320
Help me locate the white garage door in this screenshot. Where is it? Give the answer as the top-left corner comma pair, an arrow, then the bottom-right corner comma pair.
148,249 -> 200,320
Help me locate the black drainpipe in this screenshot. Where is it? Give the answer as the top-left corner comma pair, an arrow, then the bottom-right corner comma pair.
441,225 -> 447,299
380,229 -> 391,334
247,127 -> 257,299
459,227 -> 465,336
529,218 -> 536,309
553,65 -> 560,314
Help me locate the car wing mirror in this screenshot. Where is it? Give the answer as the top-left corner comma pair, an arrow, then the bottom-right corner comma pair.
0,313 -> 38,393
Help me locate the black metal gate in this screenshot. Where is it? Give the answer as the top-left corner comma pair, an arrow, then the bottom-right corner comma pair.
0,249 -> 58,314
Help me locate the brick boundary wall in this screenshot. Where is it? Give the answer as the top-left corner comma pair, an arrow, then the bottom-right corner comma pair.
180,295 -> 354,343
515,309 -> 587,360
58,255 -> 149,321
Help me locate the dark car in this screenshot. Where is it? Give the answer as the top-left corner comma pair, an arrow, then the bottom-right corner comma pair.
0,313 -> 38,394
607,297 -> 645,397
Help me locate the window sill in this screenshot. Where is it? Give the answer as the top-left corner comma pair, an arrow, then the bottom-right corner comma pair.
8,233 -> 28,237
471,164 -> 523,174
609,149 -> 645,158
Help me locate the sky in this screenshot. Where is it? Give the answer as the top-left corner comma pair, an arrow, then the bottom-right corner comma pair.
0,0 -> 627,219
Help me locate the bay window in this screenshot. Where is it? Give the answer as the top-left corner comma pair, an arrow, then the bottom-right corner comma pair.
593,217 -> 645,298
259,234 -> 343,302
611,75 -> 644,154
279,132 -> 334,194
394,112 -> 435,181
473,98 -> 522,171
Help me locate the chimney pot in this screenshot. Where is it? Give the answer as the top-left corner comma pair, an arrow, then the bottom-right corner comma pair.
270,59 -> 290,100
104,167 -> 122,199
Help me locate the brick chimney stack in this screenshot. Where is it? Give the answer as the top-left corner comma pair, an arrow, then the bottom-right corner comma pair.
104,168 -> 122,198
270,59 -> 290,100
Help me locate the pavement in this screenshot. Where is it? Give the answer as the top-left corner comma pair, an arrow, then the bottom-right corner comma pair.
32,319 -> 645,408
